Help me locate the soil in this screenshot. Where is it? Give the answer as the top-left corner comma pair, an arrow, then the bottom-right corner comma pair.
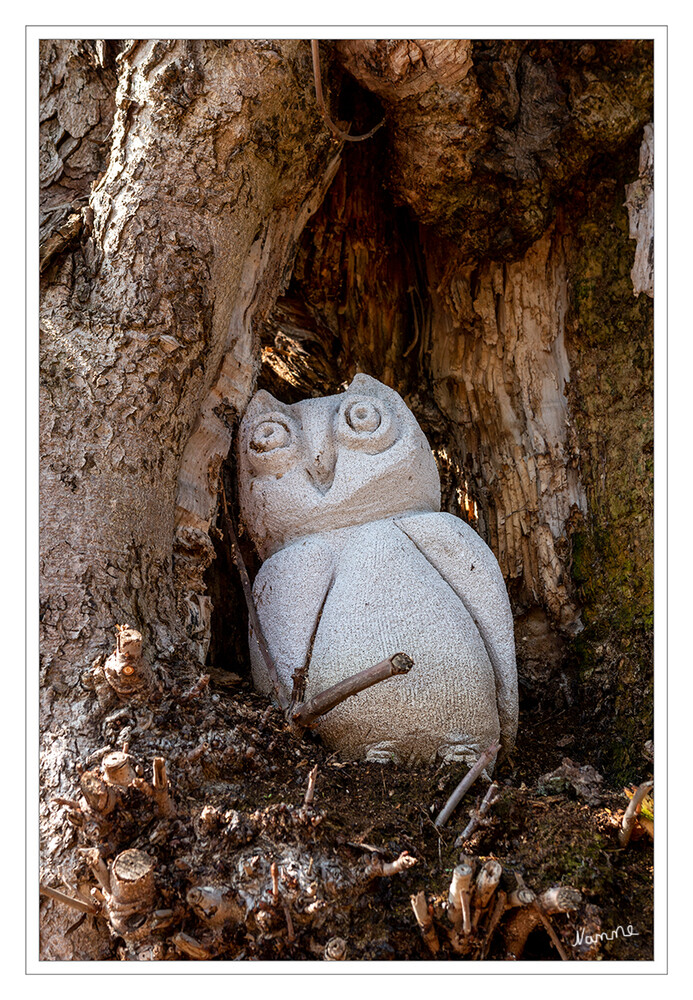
69,667 -> 653,963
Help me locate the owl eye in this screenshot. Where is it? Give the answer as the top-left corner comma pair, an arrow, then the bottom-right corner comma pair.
250,420 -> 291,453
345,400 -> 381,433
337,394 -> 397,454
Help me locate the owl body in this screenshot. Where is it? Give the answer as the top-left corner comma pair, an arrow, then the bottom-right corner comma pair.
238,375 -> 518,765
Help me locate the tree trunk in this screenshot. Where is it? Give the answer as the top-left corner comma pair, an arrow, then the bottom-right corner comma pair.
38,38 -> 653,961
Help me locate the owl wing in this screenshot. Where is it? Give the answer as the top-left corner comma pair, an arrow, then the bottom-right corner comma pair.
394,511 -> 518,754
251,535 -> 335,704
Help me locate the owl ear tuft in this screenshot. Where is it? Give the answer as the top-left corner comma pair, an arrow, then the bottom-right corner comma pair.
245,389 -> 283,416
348,373 -> 382,393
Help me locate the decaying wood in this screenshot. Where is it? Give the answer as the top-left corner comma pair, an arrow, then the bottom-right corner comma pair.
105,849 -> 157,944
472,860 -> 503,929
150,757 -> 175,819
291,652 -> 415,728
39,38 -> 653,963
619,779 -> 654,847
435,742 -> 500,828
171,932 -> 213,961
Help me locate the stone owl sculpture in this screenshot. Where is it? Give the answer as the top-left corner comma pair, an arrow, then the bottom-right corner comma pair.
238,374 -> 518,765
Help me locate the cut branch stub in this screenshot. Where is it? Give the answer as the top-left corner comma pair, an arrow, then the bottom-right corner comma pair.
80,769 -> 117,815
110,849 -> 156,904
410,891 -> 440,955
102,751 -> 135,787
103,626 -> 153,697
292,652 -> 414,728
106,849 -> 157,943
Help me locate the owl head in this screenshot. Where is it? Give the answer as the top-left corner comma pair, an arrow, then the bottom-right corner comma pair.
238,374 -> 441,558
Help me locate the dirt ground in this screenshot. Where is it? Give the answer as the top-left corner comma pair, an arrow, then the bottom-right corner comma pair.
82,667 -> 652,963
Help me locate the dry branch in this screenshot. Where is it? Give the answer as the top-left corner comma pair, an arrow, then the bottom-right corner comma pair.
456,782 -> 501,845
435,742 -> 500,828
291,653 -> 414,728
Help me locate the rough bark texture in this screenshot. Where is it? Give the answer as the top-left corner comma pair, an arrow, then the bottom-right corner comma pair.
39,38 -> 654,961
40,37 -> 340,959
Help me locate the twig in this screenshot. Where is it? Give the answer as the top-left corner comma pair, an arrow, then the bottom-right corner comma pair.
219,480 -> 288,710
619,779 -> 654,847
39,882 -> 99,915
456,781 -> 501,845
434,742 -> 500,828
310,40 -> 384,142
292,652 -> 414,728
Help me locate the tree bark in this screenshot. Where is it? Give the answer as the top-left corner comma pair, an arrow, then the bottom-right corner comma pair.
39,38 -> 341,959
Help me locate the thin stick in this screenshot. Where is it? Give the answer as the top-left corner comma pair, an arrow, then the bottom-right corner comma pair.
219,480 -> 288,710
434,742 -> 500,828
292,652 -> 414,728
40,882 -> 99,915
619,779 -> 654,847
456,782 -> 501,844
310,40 -> 384,142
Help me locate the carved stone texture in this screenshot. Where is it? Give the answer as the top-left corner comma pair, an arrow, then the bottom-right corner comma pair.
238,374 -> 518,764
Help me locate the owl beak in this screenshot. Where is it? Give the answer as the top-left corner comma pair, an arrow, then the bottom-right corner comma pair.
305,447 -> 336,495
